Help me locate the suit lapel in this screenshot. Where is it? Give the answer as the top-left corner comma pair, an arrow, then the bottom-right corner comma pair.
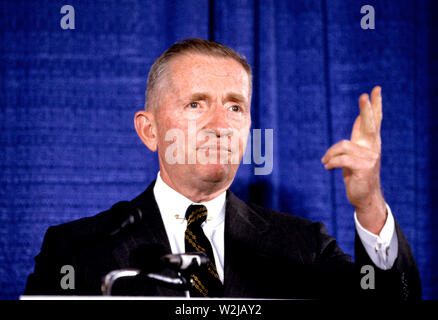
223,190 -> 270,297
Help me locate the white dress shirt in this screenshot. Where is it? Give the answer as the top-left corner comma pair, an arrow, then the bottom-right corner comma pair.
354,204 -> 398,270
153,171 -> 398,289
153,172 -> 226,284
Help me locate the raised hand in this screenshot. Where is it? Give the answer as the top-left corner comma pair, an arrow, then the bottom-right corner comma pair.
321,86 -> 387,234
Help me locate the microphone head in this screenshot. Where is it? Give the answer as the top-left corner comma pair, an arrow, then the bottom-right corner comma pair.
129,243 -> 168,273
109,201 -> 143,235
161,252 -> 210,271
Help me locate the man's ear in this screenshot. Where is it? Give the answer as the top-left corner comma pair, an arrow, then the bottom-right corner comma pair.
134,110 -> 158,152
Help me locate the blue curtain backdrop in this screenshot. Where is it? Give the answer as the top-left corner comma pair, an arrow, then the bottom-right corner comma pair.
0,0 -> 437,299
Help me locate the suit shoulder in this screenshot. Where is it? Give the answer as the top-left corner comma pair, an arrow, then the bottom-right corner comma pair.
43,199 -> 145,248
33,211 -> 112,259
49,208 -> 113,240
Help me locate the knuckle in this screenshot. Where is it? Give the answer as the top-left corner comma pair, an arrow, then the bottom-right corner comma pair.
340,140 -> 350,148
369,151 -> 380,163
373,152 -> 380,161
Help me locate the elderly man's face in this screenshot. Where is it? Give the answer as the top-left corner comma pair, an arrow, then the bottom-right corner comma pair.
153,53 -> 251,197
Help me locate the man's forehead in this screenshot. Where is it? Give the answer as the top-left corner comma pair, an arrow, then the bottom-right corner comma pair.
167,53 -> 250,94
169,52 -> 243,69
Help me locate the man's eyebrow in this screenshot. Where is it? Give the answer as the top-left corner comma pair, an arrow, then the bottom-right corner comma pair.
186,92 -> 247,103
225,92 -> 247,103
189,93 -> 210,101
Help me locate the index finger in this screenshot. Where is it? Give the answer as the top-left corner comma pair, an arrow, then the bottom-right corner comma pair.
359,93 -> 376,135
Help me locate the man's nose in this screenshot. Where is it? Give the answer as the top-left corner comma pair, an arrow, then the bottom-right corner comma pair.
203,106 -> 233,137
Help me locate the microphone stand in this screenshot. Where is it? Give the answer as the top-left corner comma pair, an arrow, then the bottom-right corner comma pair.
101,269 -> 191,296
101,252 -> 209,296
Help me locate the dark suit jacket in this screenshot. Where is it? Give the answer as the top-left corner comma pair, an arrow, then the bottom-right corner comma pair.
24,181 -> 422,299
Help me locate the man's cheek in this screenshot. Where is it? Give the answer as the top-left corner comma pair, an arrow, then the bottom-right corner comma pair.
161,129 -> 187,165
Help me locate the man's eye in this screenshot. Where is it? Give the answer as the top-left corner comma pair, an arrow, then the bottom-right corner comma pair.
230,105 -> 241,112
189,102 -> 199,109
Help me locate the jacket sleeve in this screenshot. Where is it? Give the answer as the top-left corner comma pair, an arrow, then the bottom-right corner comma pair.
354,221 -> 422,300
24,226 -> 76,295
312,220 -> 421,300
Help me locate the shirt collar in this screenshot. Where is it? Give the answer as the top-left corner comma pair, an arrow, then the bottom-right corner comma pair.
153,172 -> 226,227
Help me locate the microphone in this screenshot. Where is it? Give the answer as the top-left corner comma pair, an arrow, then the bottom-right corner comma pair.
102,244 -> 195,295
108,201 -> 143,236
161,252 -> 210,271
102,243 -> 177,295
73,201 -> 143,252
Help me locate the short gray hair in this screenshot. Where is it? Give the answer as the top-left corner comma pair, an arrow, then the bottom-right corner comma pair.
145,38 -> 252,110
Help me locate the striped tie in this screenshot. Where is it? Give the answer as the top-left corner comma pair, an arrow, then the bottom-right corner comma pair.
184,204 -> 223,297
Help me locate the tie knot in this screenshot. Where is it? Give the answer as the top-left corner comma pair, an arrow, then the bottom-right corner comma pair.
185,204 -> 208,227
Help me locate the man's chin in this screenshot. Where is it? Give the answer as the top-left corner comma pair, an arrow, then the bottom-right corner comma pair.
195,163 -> 236,184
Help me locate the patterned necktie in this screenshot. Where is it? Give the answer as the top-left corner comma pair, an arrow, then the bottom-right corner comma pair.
184,204 -> 224,297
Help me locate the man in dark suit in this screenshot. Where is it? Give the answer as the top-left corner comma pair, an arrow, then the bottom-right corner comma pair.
24,38 -> 421,299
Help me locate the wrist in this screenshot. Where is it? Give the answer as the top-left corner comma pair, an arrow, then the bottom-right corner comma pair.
355,191 -> 387,235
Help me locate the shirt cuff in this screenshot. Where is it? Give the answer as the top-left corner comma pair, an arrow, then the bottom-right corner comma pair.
354,203 -> 398,270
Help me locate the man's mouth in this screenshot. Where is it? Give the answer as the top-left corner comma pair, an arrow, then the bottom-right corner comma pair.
197,145 -> 232,153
